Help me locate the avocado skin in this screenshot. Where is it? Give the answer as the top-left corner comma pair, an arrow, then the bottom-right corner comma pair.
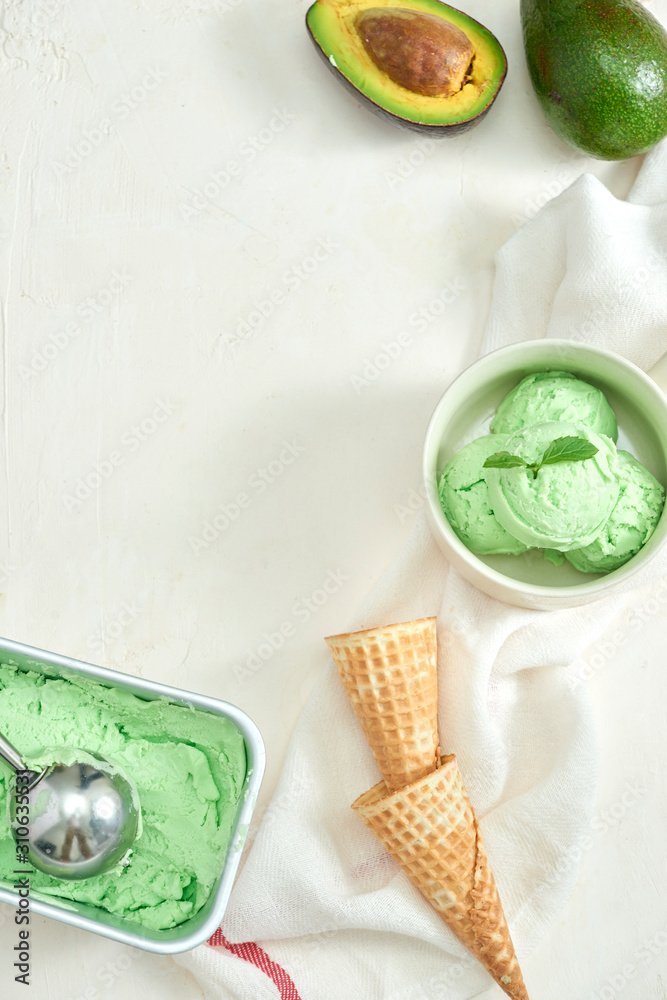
306,0 -> 507,135
522,0 -> 667,159
307,28 -> 503,135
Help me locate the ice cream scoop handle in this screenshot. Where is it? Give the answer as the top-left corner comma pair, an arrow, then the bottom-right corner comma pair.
0,731 -> 27,773
648,351 -> 667,397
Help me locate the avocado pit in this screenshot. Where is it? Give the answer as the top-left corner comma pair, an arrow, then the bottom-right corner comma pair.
354,8 -> 474,97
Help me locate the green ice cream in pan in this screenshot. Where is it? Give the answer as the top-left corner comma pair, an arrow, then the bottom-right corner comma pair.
0,664 -> 247,931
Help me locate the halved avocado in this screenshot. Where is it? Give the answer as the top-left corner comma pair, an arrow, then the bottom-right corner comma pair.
306,0 -> 507,134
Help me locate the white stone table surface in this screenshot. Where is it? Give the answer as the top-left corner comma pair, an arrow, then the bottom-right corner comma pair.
0,0 -> 664,997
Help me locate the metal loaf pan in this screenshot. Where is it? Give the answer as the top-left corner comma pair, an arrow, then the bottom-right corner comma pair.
0,635 -> 265,953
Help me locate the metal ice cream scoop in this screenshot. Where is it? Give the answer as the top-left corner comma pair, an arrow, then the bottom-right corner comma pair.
0,730 -> 139,880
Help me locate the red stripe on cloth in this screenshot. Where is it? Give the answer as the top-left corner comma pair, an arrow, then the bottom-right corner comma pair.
208,929 -> 303,1000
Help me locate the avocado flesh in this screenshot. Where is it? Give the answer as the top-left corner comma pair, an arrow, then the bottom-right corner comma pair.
307,0 -> 507,132
521,0 -> 667,159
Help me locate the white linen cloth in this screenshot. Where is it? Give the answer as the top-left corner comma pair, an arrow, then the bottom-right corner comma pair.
175,143 -> 667,998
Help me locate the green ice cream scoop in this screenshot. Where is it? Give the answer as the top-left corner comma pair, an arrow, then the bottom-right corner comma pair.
491,371 -> 618,442
438,435 -> 529,555
565,451 -> 665,574
485,422 -> 620,550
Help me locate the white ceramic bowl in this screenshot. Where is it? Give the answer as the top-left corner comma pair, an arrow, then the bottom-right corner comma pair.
423,340 -> 667,610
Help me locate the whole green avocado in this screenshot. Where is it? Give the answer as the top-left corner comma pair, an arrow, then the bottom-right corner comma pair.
521,0 -> 667,159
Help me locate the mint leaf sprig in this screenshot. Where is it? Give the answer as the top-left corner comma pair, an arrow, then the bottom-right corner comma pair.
483,436 -> 599,480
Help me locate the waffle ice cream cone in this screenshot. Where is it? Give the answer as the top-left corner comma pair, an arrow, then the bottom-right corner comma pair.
325,618 -> 439,792
352,754 -> 529,1000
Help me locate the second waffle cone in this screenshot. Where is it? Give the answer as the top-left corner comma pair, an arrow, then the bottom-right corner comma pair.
325,617 -> 438,791
352,755 -> 529,1000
